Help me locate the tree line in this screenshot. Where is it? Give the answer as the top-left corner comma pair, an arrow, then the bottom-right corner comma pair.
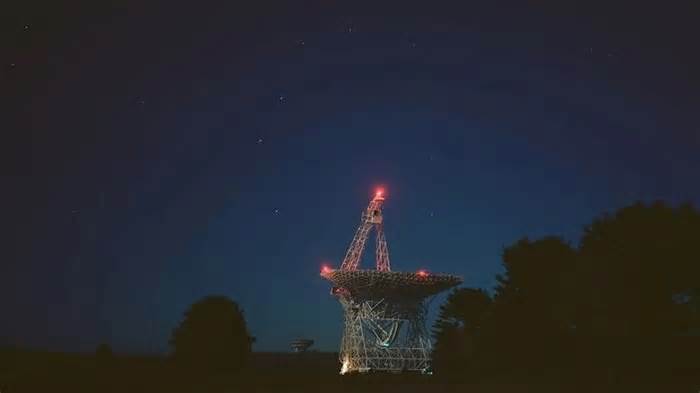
432,201 -> 700,385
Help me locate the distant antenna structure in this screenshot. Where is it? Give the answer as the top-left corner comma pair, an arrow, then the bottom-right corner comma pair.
290,338 -> 315,353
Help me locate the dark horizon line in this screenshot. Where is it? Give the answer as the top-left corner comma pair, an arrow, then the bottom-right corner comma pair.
0,346 -> 339,356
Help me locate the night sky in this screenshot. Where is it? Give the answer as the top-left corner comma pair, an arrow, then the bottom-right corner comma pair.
5,1 -> 700,353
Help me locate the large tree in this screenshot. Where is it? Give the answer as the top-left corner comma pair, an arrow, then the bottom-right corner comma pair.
573,202 -> 700,379
170,295 -> 253,373
489,237 -> 577,375
432,237 -> 576,378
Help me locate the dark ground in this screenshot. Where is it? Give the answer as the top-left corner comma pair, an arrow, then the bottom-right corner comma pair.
1,349 -> 697,393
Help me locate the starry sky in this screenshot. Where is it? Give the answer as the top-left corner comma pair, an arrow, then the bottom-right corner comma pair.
5,1 -> 700,353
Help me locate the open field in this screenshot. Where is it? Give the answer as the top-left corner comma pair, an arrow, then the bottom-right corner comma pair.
1,349 -> 697,393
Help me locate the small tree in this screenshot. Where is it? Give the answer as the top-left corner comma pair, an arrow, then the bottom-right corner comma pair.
170,296 -> 252,373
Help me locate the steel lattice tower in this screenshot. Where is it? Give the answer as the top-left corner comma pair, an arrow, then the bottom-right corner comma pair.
339,189 -> 391,272
321,189 -> 461,374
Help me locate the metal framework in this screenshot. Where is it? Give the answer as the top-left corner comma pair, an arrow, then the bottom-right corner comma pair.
321,189 -> 461,374
340,189 -> 390,272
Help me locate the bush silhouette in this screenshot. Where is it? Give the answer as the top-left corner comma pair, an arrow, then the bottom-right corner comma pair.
170,295 -> 252,374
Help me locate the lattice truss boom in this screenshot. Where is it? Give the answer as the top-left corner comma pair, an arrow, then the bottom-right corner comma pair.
340,192 -> 391,272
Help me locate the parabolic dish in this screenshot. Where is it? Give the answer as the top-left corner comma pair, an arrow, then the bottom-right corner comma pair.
321,269 -> 462,300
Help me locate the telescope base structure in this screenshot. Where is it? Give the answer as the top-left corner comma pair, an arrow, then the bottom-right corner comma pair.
337,296 -> 432,374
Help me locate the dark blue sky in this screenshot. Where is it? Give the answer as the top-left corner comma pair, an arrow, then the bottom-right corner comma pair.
5,1 -> 700,353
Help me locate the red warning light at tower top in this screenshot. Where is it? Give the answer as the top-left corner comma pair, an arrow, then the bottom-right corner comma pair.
375,187 -> 385,199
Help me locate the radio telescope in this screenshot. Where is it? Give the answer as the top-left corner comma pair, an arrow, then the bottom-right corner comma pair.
320,189 -> 461,374
290,338 -> 314,353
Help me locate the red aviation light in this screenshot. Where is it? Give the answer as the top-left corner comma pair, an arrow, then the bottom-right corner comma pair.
417,270 -> 429,277
321,264 -> 332,274
374,187 -> 386,200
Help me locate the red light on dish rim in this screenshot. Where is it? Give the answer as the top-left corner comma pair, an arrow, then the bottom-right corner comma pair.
417,270 -> 428,277
375,188 -> 384,197
321,265 -> 332,273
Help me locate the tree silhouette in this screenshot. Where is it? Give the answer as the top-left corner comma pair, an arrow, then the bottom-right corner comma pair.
470,237 -> 576,376
572,201 -> 700,381
432,202 -> 700,386
491,237 -> 576,374
170,295 -> 253,374
432,288 -> 491,378
432,237 -> 577,379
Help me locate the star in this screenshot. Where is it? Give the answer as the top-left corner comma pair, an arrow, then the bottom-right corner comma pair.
409,41 -> 417,48
9,63 -> 16,68
279,95 -> 287,103
346,26 -> 353,33
23,24 -> 30,31
428,211 -> 435,217
296,39 -> 305,46
273,208 -> 280,215
257,137 -> 264,144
